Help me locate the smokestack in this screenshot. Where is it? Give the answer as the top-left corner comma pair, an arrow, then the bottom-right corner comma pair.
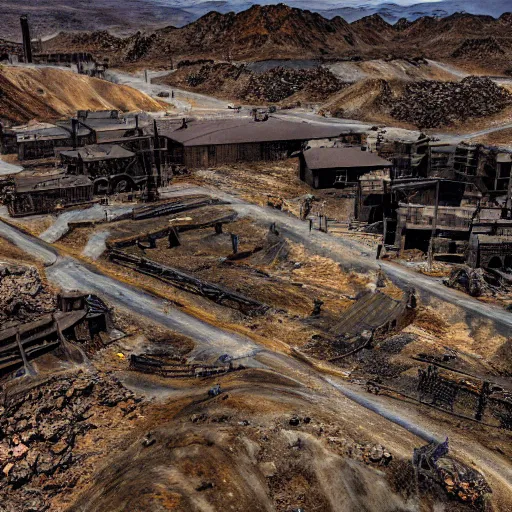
20,15 -> 33,64
71,118 -> 78,149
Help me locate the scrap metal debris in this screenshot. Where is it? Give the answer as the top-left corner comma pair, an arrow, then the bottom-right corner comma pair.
413,439 -> 491,504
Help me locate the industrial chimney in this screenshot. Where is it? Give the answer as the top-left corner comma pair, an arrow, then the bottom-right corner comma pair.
20,15 -> 33,64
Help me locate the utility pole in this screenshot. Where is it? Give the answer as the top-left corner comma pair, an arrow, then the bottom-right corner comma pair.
427,179 -> 440,271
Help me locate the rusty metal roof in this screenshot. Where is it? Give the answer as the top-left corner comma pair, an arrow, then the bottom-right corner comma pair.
158,117 -> 345,146
303,147 -> 392,170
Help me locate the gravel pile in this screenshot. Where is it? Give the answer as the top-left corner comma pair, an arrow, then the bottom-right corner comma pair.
390,76 -> 512,128
242,66 -> 346,103
0,264 -> 55,327
0,373 -> 139,510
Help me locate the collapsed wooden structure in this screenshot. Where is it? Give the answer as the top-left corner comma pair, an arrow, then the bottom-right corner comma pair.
110,250 -> 268,316
0,292 -> 110,378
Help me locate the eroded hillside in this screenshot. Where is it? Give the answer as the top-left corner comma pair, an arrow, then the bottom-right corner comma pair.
0,66 -> 164,124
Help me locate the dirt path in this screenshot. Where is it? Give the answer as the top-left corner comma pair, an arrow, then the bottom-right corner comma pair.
0,218 -> 257,361
105,69 -> 232,113
40,204 -> 133,243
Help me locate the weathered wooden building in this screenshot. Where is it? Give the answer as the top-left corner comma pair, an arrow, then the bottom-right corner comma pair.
299,147 -> 392,189
59,144 -> 146,194
7,174 -> 94,216
14,122 -> 95,161
159,118 -> 345,168
2,111 -> 146,161
392,180 -> 483,256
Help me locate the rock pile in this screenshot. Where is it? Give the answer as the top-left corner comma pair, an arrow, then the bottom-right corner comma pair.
242,67 -> 346,103
187,63 -> 242,88
0,372 -> 139,510
125,33 -> 158,62
0,264 -> 55,327
390,77 -> 512,128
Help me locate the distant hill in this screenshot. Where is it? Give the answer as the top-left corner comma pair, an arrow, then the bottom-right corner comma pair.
0,66 -> 164,124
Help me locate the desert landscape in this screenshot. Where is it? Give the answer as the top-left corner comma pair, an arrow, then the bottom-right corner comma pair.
0,2 -> 511,512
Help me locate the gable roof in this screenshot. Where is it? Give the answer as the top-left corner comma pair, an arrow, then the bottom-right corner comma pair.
60,144 -> 135,162
158,117 -> 347,147
303,147 -> 392,170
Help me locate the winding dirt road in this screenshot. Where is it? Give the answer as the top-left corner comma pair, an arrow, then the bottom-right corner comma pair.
1,216 -> 512,506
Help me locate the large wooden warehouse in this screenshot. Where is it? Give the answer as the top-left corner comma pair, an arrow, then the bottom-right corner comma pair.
158,117 -> 348,168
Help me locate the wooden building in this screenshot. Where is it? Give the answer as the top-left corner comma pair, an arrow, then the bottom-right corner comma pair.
15,122 -> 95,161
59,144 -> 145,194
299,147 -> 392,189
159,117 -> 345,169
7,174 -> 94,216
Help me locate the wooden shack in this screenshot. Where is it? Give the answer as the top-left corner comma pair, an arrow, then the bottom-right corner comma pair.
299,147 -> 392,189
7,174 -> 94,216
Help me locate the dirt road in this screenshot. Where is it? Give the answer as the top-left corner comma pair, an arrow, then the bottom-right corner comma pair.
0,219 -> 257,361
105,69 -> 232,113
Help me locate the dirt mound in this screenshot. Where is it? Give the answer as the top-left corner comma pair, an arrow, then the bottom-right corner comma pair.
452,37 -> 506,59
66,377 -> 419,511
390,76 -> 512,128
0,263 -> 55,327
321,78 -> 403,122
0,66 -> 164,124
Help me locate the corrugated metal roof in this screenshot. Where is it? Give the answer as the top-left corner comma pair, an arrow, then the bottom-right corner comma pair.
158,117 -> 345,147
330,291 -> 404,337
303,147 -> 392,170
15,174 -> 92,193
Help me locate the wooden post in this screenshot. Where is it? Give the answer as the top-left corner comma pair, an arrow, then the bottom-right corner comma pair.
16,328 -> 33,376
231,234 -> 239,254
168,228 -> 180,248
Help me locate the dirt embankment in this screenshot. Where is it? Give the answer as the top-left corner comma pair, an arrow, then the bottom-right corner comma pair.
0,66 -> 165,124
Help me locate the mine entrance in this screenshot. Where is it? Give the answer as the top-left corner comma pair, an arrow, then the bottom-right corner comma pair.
404,229 -> 431,253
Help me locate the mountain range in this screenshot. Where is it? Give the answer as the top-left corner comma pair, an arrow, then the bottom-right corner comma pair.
0,0 -> 510,42
41,4 -> 512,74
158,0 -> 512,24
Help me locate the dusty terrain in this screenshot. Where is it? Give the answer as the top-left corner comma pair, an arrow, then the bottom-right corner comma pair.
0,66 -> 165,124
1,174 -> 512,510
